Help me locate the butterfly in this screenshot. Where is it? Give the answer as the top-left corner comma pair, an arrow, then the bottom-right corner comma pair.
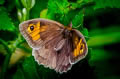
19,18 -> 88,73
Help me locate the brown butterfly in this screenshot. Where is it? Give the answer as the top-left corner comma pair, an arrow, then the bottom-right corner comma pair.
19,18 -> 88,73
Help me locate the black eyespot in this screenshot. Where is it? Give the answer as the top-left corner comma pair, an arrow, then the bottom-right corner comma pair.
80,44 -> 84,50
30,26 -> 34,31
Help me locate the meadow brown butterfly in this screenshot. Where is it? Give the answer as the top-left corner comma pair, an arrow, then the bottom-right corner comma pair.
19,18 -> 88,73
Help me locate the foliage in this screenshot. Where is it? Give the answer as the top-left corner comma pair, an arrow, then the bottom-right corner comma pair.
0,7 -> 15,31
93,0 -> 120,9
0,0 -> 120,79
0,0 -> 5,5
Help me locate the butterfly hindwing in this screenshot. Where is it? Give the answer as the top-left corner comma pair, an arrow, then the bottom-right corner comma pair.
32,35 -> 72,72
70,29 -> 88,64
55,38 -> 72,72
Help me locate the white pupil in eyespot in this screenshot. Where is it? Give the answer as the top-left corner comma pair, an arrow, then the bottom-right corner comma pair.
30,26 -> 34,31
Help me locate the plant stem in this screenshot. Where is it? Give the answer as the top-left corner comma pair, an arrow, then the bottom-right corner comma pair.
0,39 -> 12,79
26,9 -> 30,20
0,34 -> 24,79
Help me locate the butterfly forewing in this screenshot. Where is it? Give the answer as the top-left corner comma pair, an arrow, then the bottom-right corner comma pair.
19,19 -> 64,49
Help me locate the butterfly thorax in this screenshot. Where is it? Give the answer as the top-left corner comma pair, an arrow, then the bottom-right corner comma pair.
62,27 -> 72,38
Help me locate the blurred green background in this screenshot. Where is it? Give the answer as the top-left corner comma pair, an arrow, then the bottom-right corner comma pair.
0,0 -> 120,79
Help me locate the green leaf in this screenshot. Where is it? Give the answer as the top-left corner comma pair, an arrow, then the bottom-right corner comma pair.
13,68 -> 25,79
72,10 -> 84,28
47,0 -> 89,26
48,0 -> 69,15
5,0 -> 16,12
47,0 -> 70,23
22,56 -> 39,79
0,0 -> 5,5
21,0 -> 35,10
0,7 -> 15,31
15,0 -> 23,9
22,56 -> 57,79
40,9 -> 48,18
93,0 -> 120,9
30,0 -> 48,18
81,28 -> 89,37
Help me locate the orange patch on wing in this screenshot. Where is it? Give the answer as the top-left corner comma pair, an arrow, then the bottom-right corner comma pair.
36,21 -> 41,27
73,38 -> 85,57
79,43 -> 84,54
32,34 -> 40,40
74,35 -> 79,46
27,21 -> 48,41
30,29 -> 40,37
40,25 -> 48,32
72,33 -> 79,46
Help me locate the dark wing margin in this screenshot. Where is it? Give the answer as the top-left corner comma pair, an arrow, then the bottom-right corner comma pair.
70,29 -> 88,64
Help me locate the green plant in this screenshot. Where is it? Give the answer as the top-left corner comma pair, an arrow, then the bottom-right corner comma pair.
0,0 -> 120,79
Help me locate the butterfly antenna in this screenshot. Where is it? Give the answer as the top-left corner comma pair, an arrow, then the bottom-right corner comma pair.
74,24 -> 81,29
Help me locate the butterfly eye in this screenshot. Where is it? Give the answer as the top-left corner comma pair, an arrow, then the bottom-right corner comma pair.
30,25 -> 34,31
